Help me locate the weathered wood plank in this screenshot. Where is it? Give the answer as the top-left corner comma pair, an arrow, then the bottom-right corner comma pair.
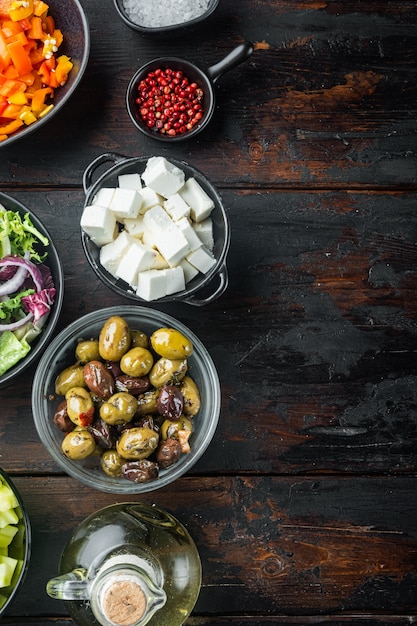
0,0 -> 415,188
1,189 -> 416,476
1,475 -> 415,619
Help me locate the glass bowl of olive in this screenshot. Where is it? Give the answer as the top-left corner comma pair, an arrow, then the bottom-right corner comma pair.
31,306 -> 221,494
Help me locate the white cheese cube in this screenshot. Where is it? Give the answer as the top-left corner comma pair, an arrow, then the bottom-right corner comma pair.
123,216 -> 146,239
179,258 -> 199,283
92,187 -> 115,209
110,187 -> 142,220
142,156 -> 185,198
176,217 -> 202,252
154,223 -> 190,267
164,193 -> 191,221
178,177 -> 214,222
116,241 -> 157,287
140,187 -> 164,214
143,205 -> 173,235
151,252 -> 170,270
193,218 -> 214,251
118,173 -> 142,190
80,205 -> 117,247
187,246 -> 216,274
136,269 -> 167,301
164,266 -> 186,295
99,231 -> 134,277
142,225 -> 158,249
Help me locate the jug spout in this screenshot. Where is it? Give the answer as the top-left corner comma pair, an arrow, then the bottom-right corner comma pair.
46,567 -> 89,600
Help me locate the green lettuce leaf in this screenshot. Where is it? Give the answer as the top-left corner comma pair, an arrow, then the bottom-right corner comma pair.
0,289 -> 34,323
0,207 -> 48,263
0,331 -> 31,375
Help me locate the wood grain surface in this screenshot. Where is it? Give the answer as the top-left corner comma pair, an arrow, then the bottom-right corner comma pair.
0,0 -> 416,624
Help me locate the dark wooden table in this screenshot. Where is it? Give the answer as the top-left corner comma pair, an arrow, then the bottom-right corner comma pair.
1,0 -> 417,624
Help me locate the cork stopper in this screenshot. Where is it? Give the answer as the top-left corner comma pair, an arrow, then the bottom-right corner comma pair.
102,579 -> 147,626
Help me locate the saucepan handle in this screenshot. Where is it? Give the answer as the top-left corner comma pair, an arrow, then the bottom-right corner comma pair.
83,152 -> 127,195
183,264 -> 228,306
206,41 -> 254,85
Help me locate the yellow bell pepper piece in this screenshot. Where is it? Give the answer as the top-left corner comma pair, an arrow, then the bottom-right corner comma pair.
9,0 -> 34,22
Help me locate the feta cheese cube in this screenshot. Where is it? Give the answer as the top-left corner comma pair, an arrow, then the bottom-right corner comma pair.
193,218 -> 214,251
118,172 -> 142,190
80,204 -> 117,247
99,231 -> 133,277
176,217 -> 202,252
140,187 -> 164,214
110,187 -> 143,220
179,258 -> 199,283
123,216 -> 146,239
154,223 -> 190,267
187,245 -> 216,274
136,269 -> 167,301
116,241 -> 157,287
143,205 -> 173,235
164,193 -> 191,221
92,187 -> 115,209
151,252 -> 170,270
164,266 -> 186,295
178,177 -> 214,222
142,156 -> 185,198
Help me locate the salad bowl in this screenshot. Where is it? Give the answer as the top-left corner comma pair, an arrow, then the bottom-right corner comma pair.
0,193 -> 64,389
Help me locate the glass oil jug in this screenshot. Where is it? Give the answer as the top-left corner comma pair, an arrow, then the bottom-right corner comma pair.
46,502 -> 202,626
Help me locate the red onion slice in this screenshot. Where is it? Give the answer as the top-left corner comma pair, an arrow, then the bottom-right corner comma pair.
0,254 -> 43,296
0,310 -> 33,332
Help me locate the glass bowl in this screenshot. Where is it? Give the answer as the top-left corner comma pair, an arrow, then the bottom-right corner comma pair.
81,153 -> 230,306
0,192 -> 64,389
0,0 -> 90,148
0,468 -> 31,616
32,306 -> 221,494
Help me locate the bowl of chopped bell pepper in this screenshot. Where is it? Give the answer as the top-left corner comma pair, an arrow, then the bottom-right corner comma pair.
0,0 -> 90,147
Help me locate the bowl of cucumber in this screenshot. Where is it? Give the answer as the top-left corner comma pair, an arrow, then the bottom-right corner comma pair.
0,468 -> 31,616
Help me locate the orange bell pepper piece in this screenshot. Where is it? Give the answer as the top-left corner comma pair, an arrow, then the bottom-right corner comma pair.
7,39 -> 32,75
30,84 -> 50,113
33,0 -> 48,17
0,117 -> 22,133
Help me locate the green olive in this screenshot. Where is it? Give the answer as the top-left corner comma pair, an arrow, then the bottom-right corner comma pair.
180,376 -> 201,417
62,429 -> 96,460
99,315 -> 131,361
160,415 -> 193,441
150,327 -> 193,359
131,329 -> 149,349
148,358 -> 187,388
116,427 -> 159,460
99,392 -> 138,425
136,390 -> 159,416
55,363 -> 86,396
120,347 -> 154,377
75,340 -> 101,364
65,387 -> 94,426
100,449 -> 124,477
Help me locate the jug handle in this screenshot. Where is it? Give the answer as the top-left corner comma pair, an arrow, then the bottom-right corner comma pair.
46,567 -> 90,601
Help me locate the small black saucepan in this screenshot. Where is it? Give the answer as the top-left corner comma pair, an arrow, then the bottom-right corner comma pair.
126,41 -> 254,142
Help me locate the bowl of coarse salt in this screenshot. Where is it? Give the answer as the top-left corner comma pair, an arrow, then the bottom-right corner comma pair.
112,0 -> 220,35
80,153 -> 230,306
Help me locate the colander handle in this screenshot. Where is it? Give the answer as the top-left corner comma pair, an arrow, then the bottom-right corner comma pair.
82,152 -> 127,195
183,264 -> 228,306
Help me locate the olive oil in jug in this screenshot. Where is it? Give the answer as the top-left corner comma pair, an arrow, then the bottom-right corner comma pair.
46,502 -> 201,626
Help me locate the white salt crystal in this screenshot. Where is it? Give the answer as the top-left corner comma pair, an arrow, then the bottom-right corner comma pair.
122,0 -> 211,28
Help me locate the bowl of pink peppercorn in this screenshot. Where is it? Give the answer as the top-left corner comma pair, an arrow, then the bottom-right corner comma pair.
112,0 -> 220,37
126,42 -> 254,142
